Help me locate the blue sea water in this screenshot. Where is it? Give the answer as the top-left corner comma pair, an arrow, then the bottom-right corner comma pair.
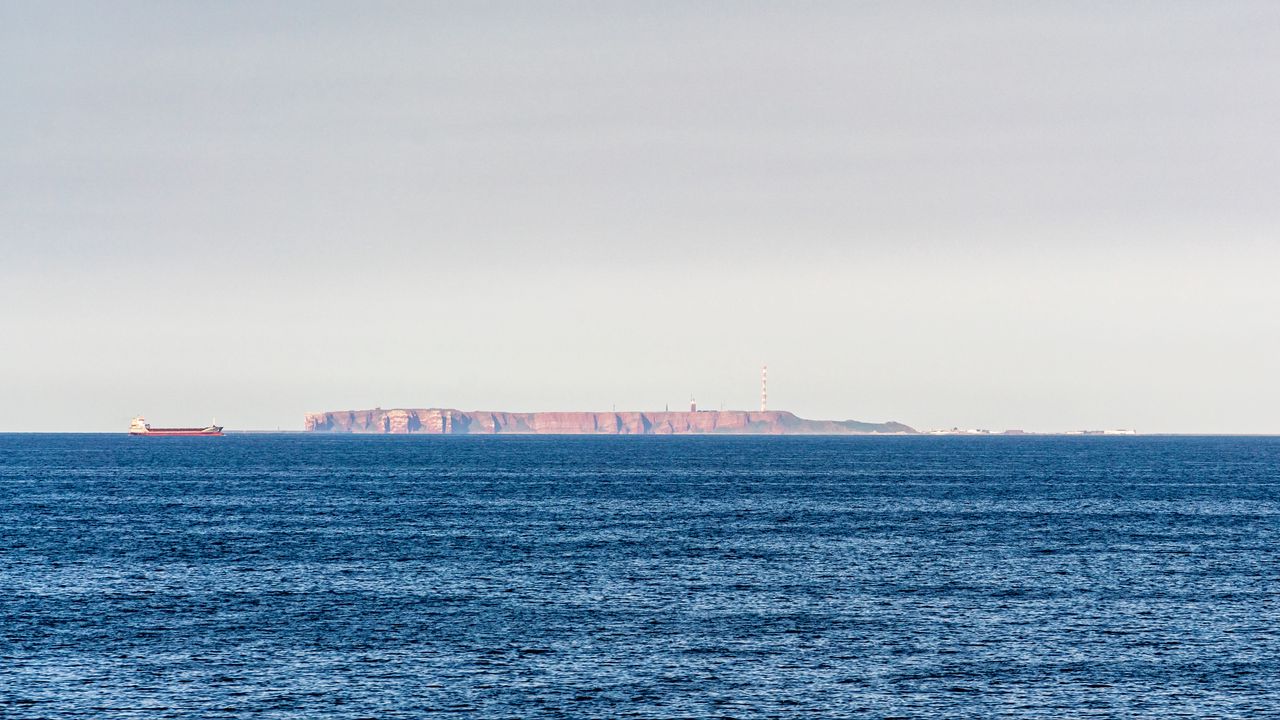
0,434 -> 1277,718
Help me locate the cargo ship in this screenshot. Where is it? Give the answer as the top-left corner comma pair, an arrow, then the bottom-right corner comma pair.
129,416 -> 223,437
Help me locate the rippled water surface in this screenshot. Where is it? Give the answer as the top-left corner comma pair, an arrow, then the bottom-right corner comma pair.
1,434 -> 1277,717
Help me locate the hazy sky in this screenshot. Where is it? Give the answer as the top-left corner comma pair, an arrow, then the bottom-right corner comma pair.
3,2 -> 1279,433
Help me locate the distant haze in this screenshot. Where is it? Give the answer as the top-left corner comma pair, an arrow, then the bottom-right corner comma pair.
2,2 -> 1279,433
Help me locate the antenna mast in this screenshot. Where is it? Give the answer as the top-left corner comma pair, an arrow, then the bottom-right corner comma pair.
761,364 -> 768,412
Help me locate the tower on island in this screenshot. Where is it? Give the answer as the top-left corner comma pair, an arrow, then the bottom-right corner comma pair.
761,364 -> 768,412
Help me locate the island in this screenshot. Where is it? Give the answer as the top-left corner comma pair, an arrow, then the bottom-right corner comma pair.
304,408 -> 916,435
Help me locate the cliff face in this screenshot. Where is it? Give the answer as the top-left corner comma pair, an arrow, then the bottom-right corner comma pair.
304,408 -> 915,435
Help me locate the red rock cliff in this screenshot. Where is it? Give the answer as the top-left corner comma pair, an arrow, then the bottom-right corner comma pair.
303,408 -> 915,435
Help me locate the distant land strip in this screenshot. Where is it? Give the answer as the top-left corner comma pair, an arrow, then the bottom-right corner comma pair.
304,408 -> 916,435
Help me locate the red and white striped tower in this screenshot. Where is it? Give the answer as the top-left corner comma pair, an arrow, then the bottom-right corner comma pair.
761,364 -> 768,412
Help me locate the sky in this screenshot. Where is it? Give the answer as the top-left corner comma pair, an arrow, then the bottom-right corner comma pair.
2,1 -> 1279,433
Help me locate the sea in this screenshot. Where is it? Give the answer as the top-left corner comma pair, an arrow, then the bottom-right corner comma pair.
0,434 -> 1277,718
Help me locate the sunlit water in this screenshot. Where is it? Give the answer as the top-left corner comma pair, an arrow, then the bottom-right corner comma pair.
1,434 -> 1277,717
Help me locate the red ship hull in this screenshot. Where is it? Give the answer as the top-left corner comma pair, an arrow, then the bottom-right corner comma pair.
131,429 -> 224,437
